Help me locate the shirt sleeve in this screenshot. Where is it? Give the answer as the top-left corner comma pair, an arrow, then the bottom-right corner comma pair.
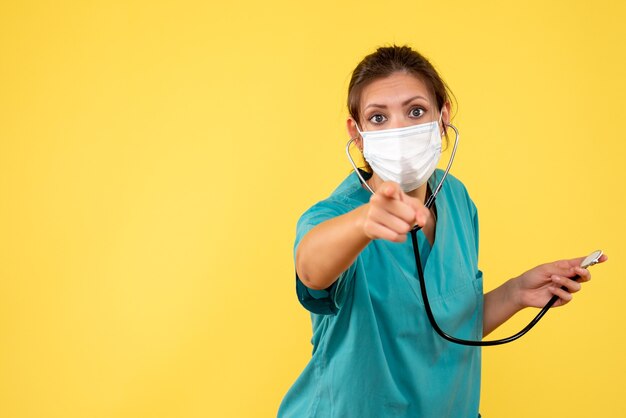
471,199 -> 479,259
293,199 -> 358,315
469,189 -> 484,286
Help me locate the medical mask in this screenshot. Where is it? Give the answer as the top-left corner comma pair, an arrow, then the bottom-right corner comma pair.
355,116 -> 443,192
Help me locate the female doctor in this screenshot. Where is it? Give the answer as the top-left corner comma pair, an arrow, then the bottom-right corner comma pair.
277,45 -> 607,418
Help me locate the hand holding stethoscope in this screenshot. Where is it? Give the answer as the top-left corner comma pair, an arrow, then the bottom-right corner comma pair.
348,122 -> 609,346
512,255 -> 608,310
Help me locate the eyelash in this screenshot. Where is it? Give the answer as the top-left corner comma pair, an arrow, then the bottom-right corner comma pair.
369,114 -> 387,124
367,107 -> 426,125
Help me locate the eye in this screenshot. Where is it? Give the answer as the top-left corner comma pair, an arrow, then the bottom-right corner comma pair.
409,107 -> 425,118
368,114 -> 387,125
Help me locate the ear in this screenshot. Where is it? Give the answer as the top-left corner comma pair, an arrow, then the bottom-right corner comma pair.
346,118 -> 363,151
440,101 -> 452,135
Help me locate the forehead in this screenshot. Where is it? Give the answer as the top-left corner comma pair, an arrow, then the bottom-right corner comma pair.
360,72 -> 434,107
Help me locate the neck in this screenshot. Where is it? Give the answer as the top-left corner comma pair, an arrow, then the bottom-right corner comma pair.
407,183 -> 428,203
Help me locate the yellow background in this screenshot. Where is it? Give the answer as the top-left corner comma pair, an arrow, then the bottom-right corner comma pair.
1,1 -> 625,417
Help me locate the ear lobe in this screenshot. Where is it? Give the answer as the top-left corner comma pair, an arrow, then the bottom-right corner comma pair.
354,136 -> 363,152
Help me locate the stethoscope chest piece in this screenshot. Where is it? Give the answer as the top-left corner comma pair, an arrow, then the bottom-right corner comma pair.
581,250 -> 603,268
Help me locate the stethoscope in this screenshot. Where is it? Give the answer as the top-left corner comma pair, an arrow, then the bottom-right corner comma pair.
346,123 -> 603,346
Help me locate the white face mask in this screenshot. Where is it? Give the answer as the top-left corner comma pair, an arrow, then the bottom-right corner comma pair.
355,114 -> 443,192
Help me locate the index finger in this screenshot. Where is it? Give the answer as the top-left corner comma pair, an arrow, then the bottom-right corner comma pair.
560,253 -> 609,270
380,181 -> 403,201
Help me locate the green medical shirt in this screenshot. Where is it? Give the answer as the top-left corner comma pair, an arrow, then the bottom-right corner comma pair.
278,169 -> 484,418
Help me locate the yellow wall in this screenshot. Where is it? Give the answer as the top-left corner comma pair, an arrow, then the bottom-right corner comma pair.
1,1 -> 625,417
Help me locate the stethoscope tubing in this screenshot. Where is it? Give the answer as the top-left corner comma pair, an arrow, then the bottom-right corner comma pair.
410,228 -> 580,346
348,121 -> 577,346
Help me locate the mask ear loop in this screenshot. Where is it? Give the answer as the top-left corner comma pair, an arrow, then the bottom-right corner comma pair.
353,119 -> 365,136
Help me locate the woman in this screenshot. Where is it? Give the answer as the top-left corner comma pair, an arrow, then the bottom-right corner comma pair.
278,45 -> 607,418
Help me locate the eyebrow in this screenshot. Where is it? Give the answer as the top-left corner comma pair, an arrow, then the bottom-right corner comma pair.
364,95 -> 429,110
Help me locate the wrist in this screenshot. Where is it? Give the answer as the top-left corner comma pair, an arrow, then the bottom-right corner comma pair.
354,203 -> 373,241
505,276 -> 525,312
